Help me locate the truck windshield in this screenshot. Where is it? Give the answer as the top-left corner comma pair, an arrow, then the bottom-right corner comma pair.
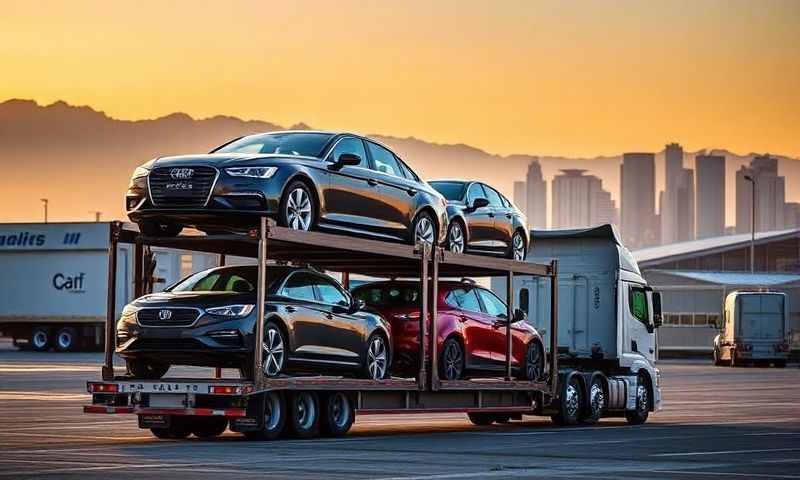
213,132 -> 334,157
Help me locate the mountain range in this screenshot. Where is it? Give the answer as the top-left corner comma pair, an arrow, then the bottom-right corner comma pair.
0,99 -> 797,225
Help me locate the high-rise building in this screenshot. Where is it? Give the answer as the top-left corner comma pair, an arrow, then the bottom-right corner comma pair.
513,181 -> 527,216
695,154 -> 726,238
736,155 -> 786,233
525,160 -> 547,228
621,153 -> 658,248
552,169 -> 617,228
660,143 -> 695,244
785,202 -> 800,229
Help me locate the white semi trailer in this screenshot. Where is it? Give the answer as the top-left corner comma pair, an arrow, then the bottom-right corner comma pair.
493,224 -> 663,424
713,291 -> 789,367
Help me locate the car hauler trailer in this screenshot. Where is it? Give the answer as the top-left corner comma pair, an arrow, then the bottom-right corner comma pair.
84,219 -> 658,440
493,225 -> 663,425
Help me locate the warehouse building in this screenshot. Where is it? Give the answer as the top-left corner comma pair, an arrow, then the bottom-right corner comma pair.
633,228 -> 800,354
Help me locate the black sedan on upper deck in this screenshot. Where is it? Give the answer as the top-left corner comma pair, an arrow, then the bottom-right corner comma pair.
429,180 -> 529,260
126,131 -> 448,246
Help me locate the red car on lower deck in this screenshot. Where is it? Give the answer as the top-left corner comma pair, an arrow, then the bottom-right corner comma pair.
352,280 -> 545,381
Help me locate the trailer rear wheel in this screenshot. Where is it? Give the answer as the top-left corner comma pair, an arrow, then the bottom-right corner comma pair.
320,392 -> 354,437
625,373 -> 651,425
150,416 -> 191,439
244,392 -> 286,441
191,417 -> 228,438
288,392 -> 320,439
580,373 -> 606,425
551,375 -> 583,426
466,412 -> 495,426
55,327 -> 79,352
30,327 -> 51,352
126,358 -> 170,379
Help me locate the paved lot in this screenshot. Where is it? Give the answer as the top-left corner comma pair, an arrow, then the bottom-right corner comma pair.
1,341 -> 798,479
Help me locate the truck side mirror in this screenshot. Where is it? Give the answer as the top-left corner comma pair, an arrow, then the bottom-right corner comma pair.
652,291 -> 663,329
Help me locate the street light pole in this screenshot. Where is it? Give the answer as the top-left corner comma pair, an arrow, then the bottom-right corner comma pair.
744,175 -> 756,273
40,198 -> 48,223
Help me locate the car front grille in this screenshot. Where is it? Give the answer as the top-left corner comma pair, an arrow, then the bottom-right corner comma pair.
137,308 -> 201,327
148,166 -> 217,207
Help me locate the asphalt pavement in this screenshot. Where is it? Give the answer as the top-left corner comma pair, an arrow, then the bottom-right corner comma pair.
1,339 -> 798,479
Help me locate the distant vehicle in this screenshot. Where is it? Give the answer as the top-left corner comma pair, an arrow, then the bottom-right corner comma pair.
116,265 -> 392,380
429,180 -> 529,260
713,291 -> 789,367
352,280 -> 544,381
126,131 -> 448,246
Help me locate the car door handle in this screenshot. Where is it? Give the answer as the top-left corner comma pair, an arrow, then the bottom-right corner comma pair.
406,188 -> 417,196
285,306 -> 297,313
325,312 -> 334,320
367,179 -> 378,186
505,213 -> 513,219
458,315 -> 469,323
488,212 -> 495,218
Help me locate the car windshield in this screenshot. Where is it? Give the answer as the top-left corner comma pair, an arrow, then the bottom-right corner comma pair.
354,284 -> 420,307
429,181 -> 466,201
167,266 -> 289,293
213,132 -> 334,157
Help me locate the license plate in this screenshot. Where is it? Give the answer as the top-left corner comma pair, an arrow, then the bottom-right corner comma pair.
139,414 -> 170,429
148,394 -> 187,408
121,382 -> 203,393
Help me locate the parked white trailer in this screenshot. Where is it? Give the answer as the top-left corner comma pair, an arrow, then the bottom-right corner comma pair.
492,224 -> 663,423
0,222 -> 225,351
713,291 -> 789,367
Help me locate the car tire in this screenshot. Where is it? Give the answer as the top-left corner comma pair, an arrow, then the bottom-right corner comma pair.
412,211 -> 437,247
552,375 -> 583,426
262,322 -> 287,378
467,412 -> 495,426
138,220 -> 182,237
320,392 -> 355,437
439,337 -> 465,381
517,341 -> 544,381
279,181 -> 316,232
30,326 -> 51,352
244,391 -> 286,441
55,327 -> 79,352
624,372 -> 651,425
288,392 -> 320,439
507,230 -> 527,261
126,358 -> 170,379
446,220 -> 466,254
191,417 -> 228,438
361,333 -> 390,380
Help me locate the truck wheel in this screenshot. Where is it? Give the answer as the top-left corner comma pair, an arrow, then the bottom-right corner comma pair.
126,358 -> 170,379
30,327 -> 51,352
151,416 -> 191,439
494,414 -> 511,424
730,350 -> 738,368
288,392 -> 320,439
551,376 -> 583,426
191,417 -> 228,438
775,360 -> 786,368
712,348 -> 724,366
466,412 -> 495,426
244,392 -> 286,441
625,373 -> 651,425
320,392 -> 354,437
55,327 -> 79,352
580,374 -> 605,425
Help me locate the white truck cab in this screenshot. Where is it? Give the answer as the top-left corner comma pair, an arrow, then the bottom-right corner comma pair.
713,291 -> 789,367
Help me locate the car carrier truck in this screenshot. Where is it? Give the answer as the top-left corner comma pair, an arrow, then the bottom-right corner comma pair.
84,220 -> 661,440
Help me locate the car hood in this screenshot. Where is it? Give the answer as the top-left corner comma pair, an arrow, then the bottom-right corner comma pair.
152,153 -> 320,168
131,291 -> 255,308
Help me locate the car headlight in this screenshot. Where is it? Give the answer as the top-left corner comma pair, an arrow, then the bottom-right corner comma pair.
132,166 -> 150,179
206,304 -> 255,318
226,167 -> 278,179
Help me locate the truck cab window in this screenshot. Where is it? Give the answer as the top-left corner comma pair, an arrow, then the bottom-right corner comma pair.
629,287 -> 649,325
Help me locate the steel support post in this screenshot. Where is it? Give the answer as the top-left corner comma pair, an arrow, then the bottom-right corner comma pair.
505,270 -> 514,380
102,222 -> 120,381
342,271 -> 350,290
548,260 -> 559,395
417,243 -> 429,390
430,247 -> 440,390
254,217 -> 268,388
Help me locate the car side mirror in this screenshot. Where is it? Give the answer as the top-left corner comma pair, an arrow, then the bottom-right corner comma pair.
469,197 -> 489,211
348,299 -> 365,314
332,153 -> 361,169
513,308 -> 527,322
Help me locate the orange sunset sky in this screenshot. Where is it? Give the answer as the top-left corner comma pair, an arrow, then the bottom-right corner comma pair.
1,0 -> 798,159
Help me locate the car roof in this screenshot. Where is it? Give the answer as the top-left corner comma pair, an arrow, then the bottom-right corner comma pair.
353,280 -> 483,291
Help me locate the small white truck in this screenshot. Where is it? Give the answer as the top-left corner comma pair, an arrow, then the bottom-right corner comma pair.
713,291 -> 789,367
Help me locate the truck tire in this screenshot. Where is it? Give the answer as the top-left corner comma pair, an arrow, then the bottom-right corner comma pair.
580,373 -> 606,425
244,392 -> 286,441
126,358 -> 170,379
774,360 -> 786,368
30,327 -> 51,352
625,372 -> 651,425
150,416 -> 191,439
712,348 -> 724,366
551,375 -> 583,426
494,414 -> 511,424
466,412 -> 495,426
320,392 -> 354,437
288,392 -> 320,439
191,417 -> 228,438
55,327 -> 79,352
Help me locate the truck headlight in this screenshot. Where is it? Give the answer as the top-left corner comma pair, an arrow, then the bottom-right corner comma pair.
206,304 -> 254,318
226,167 -> 278,179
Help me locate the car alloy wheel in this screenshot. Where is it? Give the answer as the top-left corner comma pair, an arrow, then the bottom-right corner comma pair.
440,338 -> 464,380
262,325 -> 285,377
414,213 -> 435,246
285,186 -> 313,231
366,335 -> 388,380
447,221 -> 465,253
512,232 -> 526,261
522,341 -> 544,381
